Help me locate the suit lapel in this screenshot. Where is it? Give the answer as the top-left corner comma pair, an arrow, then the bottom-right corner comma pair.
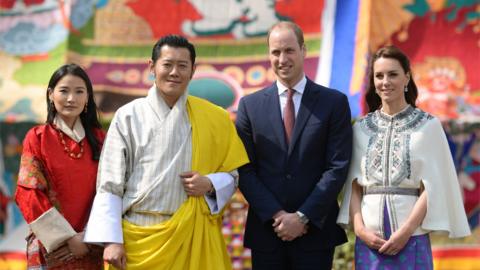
265,86 -> 288,152
288,79 -> 322,156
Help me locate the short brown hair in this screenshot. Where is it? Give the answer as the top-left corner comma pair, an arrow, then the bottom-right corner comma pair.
267,21 -> 304,48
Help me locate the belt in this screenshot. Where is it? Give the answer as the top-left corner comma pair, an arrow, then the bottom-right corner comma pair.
362,186 -> 420,196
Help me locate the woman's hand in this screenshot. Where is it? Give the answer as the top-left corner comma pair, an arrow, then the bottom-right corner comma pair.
51,244 -> 75,262
378,226 -> 412,256
379,188 -> 427,256
104,243 -> 126,270
350,180 -> 386,250
66,232 -> 89,258
356,226 -> 386,250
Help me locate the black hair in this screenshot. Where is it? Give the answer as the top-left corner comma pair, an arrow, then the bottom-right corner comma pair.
151,34 -> 196,65
46,63 -> 102,160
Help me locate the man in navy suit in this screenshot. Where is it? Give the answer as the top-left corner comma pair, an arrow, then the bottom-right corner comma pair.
235,21 -> 353,269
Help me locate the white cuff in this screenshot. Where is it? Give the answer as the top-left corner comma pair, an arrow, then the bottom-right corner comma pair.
84,192 -> 123,244
29,207 -> 76,252
204,172 -> 236,214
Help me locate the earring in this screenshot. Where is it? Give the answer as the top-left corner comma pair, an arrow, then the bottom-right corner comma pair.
404,85 -> 408,92
149,73 -> 155,81
84,103 -> 88,113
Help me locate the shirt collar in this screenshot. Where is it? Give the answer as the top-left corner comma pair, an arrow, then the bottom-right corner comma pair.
53,115 -> 85,142
378,105 -> 414,121
147,84 -> 188,120
277,75 -> 307,96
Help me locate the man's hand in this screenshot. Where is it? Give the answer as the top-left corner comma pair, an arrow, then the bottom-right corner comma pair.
180,171 -> 214,196
104,243 -> 126,270
272,212 -> 308,241
272,210 -> 288,220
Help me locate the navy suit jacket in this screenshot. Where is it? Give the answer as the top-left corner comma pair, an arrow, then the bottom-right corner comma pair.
235,78 -> 352,251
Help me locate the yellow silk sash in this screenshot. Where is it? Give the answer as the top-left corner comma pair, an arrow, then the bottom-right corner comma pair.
110,96 -> 249,270
119,198 -> 229,269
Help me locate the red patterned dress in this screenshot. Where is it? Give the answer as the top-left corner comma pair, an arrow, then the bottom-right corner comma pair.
15,124 -> 105,269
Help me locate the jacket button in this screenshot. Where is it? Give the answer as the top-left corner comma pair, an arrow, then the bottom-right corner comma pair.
286,174 -> 292,180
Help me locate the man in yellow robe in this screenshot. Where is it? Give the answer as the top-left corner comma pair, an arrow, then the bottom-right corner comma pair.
84,35 -> 249,270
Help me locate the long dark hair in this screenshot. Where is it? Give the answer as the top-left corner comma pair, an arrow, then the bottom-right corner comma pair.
46,63 -> 102,160
365,45 -> 419,112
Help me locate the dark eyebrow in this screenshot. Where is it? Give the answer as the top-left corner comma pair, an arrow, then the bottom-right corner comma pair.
161,59 -> 189,64
375,69 -> 400,74
56,85 -> 86,90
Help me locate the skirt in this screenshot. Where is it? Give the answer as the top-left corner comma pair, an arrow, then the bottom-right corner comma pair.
354,203 -> 433,270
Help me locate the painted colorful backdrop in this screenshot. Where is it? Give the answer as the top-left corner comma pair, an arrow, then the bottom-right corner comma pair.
1,0 -> 479,269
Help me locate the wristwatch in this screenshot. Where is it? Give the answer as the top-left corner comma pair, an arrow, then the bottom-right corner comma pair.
296,211 -> 309,224
206,181 -> 216,197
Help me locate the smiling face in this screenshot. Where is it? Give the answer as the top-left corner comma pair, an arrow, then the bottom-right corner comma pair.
48,74 -> 88,128
268,27 -> 306,88
373,57 -> 410,108
149,45 -> 195,107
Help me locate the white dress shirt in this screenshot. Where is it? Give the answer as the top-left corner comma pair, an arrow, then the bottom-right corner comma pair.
277,75 -> 306,119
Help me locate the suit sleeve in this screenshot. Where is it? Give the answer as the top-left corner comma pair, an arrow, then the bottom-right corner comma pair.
236,98 -> 283,223
299,94 -> 353,229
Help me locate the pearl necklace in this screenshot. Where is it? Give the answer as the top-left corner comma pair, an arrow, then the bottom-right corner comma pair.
55,126 -> 84,159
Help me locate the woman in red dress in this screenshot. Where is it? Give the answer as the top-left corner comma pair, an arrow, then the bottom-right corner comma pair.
15,64 -> 105,269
